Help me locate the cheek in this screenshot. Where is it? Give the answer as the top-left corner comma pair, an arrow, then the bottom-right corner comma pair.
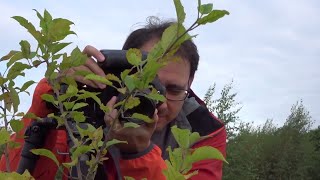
166,101 -> 184,120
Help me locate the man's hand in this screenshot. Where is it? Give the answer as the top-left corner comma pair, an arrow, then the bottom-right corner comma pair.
104,96 -> 158,154
63,45 -> 106,89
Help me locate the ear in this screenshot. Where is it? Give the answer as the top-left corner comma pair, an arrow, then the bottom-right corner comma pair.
188,76 -> 194,88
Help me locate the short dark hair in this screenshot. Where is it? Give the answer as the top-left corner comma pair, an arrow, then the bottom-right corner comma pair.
122,17 -> 199,78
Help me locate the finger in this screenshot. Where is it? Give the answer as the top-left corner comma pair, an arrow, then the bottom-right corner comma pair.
145,109 -> 158,129
107,96 -> 118,109
83,45 -> 105,62
104,109 -> 118,127
84,57 -> 106,79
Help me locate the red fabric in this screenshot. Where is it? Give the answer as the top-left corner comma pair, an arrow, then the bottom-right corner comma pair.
118,126 -> 226,180
117,145 -> 167,180
189,127 -> 227,179
0,79 -> 70,179
0,78 -> 227,180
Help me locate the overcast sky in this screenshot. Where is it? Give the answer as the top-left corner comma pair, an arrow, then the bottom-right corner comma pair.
1,0 -> 319,128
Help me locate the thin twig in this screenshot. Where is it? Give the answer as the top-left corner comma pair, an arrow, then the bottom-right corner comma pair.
1,85 -> 11,172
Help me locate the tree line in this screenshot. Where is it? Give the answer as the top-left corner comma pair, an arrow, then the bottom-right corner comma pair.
204,81 -> 320,180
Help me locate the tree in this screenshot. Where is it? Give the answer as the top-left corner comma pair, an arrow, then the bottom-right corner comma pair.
203,80 -> 242,139
223,100 -> 320,180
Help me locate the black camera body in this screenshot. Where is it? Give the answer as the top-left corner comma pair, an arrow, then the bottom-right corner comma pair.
76,50 -> 165,128
17,50 -> 165,177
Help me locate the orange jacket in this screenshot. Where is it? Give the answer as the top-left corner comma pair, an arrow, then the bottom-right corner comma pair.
0,78 -> 226,179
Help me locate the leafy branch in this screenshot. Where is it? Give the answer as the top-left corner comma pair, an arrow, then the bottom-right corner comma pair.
0,0 -> 230,179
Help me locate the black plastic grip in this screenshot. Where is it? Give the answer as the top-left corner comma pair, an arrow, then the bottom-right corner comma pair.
98,50 -> 148,71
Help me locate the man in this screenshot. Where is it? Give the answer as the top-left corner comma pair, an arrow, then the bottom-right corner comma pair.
0,19 -> 226,179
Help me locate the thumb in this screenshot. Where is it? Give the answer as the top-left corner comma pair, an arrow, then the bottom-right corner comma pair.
145,109 -> 158,129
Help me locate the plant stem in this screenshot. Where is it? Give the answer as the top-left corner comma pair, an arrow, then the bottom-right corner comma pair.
49,77 -> 81,178
86,89 -> 134,179
1,85 -> 11,172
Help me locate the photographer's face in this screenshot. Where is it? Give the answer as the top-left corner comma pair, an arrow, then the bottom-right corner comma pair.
140,38 -> 193,131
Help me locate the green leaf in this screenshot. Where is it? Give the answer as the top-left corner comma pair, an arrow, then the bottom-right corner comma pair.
123,122 -> 140,128
44,9 -> 53,24
9,86 -> 20,112
32,60 -> 42,67
66,84 -> 78,96
120,69 -> 131,81
60,76 -> 78,87
7,51 -> 23,68
124,75 -> 135,92
171,25 -> 191,52
52,53 -> 63,61
0,76 -> 6,86
78,90 -> 101,106
41,94 -> 56,104
76,123 -> 96,139
147,41 -> 164,62
117,87 -> 127,94
141,58 -> 164,89
167,146 -> 183,171
29,51 -> 37,59
1,50 -> 19,61
7,62 -> 30,79
0,128 -> 10,145
49,42 -> 72,54
0,171 -> 35,179
63,101 -> 75,110
33,9 -> 43,21
8,141 -> 21,149
71,111 -> 86,122
199,3 -> 213,15
189,132 -> 201,146
10,120 -> 24,132
197,10 -> 230,25
20,80 -> 35,92
72,102 -> 88,111
19,40 -> 31,59
45,61 -> 58,78
173,0 -> 186,24
62,158 -> 78,168
12,16 -> 43,44
163,160 -> 185,180
85,74 -> 112,86
71,145 -> 93,160
106,139 -> 127,148
187,146 -> 227,164
57,94 -> 69,103
161,23 -> 178,51
39,9 -> 53,34
145,88 -> 166,102
171,125 -> 190,148
23,112 -> 39,119
124,96 -> 140,110
131,113 -> 153,123
126,48 -> 142,66
15,112 -> 25,116
31,148 -> 59,167
69,47 -> 87,67
48,18 -> 75,42
106,73 -> 121,84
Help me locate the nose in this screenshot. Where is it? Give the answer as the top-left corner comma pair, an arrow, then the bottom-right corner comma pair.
156,100 -> 168,116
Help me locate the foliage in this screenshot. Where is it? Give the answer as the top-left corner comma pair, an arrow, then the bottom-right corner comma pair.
0,0 -> 229,179
203,80 -> 242,139
223,101 -> 320,180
